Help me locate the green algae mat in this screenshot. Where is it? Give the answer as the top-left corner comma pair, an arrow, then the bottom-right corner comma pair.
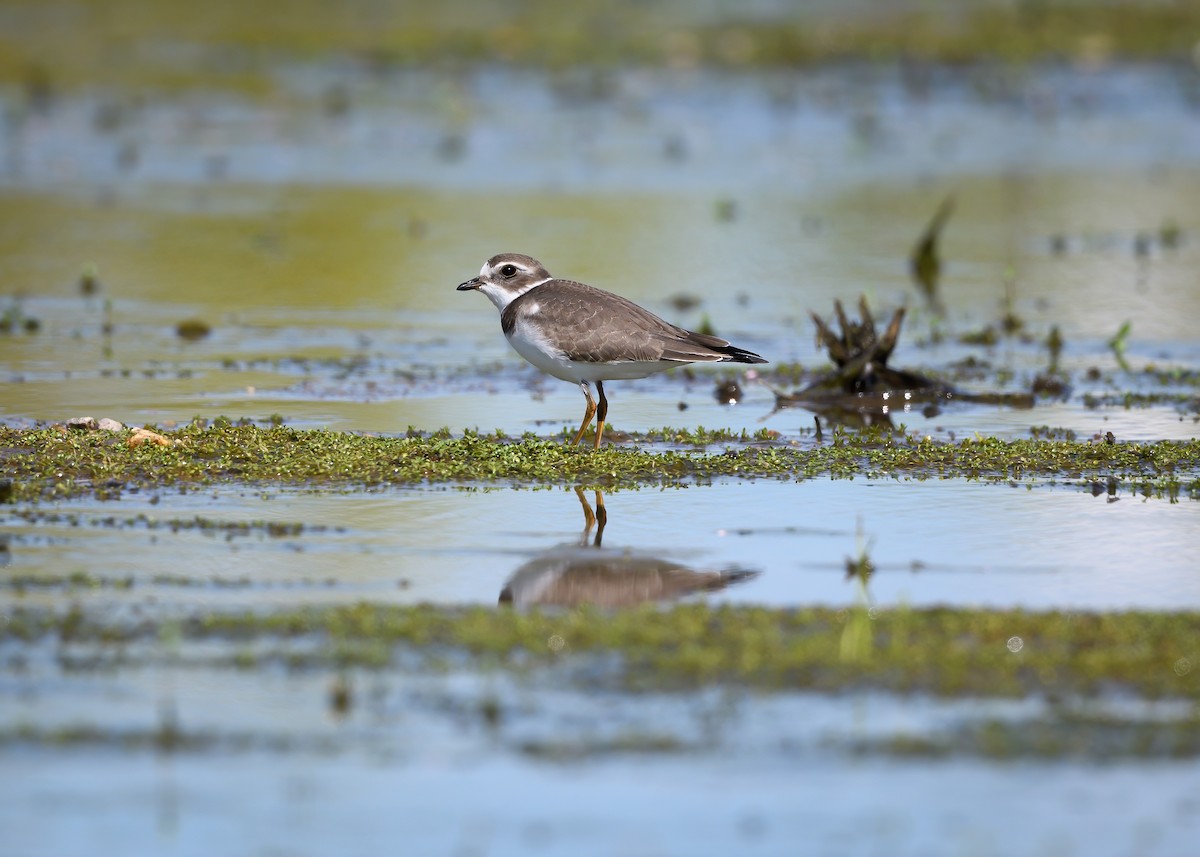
3,423 -> 1199,501
9,601 -> 1196,700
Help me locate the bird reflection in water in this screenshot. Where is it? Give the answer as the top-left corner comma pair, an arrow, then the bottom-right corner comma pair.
499,488 -> 758,608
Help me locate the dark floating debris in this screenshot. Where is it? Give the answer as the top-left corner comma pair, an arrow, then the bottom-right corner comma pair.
668,292 -> 702,312
1159,220 -> 1182,249
714,380 -> 743,405
770,296 -> 1033,428
79,265 -> 101,296
909,196 -> 955,312
324,83 -> 352,118
715,198 -> 738,222
24,64 -> 55,114
0,297 -> 40,334
1031,373 -> 1070,400
176,319 -> 212,341
328,676 -> 353,718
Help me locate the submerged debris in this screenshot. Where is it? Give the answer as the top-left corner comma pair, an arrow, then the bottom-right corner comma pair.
771,296 -> 1033,427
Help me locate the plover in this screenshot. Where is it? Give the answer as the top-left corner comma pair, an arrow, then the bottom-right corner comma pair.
457,253 -> 767,448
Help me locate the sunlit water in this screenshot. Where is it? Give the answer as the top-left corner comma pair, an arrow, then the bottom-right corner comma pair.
3,658 -> 1198,857
2,64 -> 1199,440
3,58 -> 1200,857
4,669 -> 1199,857
4,480 -> 1198,612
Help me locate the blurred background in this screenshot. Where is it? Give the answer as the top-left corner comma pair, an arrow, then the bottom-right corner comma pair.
1,0 -> 1198,438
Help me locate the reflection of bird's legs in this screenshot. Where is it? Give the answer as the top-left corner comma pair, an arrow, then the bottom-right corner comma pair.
574,486 -> 597,546
593,381 -> 609,449
593,490 -> 607,547
570,382 -> 597,447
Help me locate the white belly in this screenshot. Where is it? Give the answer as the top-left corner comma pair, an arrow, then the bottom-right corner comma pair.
507,323 -> 675,384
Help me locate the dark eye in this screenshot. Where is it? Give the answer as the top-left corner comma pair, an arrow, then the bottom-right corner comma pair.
500,264 -> 518,278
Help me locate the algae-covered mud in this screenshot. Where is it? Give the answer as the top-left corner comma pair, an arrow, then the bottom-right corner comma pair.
4,1 -> 1200,855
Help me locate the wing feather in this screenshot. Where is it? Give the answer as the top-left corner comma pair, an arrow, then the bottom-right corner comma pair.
517,280 -> 765,365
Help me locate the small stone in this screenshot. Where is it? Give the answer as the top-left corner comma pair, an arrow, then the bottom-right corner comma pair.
127,427 -> 171,448
66,416 -> 98,431
97,418 -> 125,431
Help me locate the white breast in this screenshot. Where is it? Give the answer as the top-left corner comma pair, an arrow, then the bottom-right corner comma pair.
506,311 -> 676,384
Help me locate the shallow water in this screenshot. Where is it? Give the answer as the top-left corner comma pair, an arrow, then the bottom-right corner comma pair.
3,661 -> 1199,857
4,479 -> 1199,613
3,50 -> 1200,857
2,64 -> 1199,440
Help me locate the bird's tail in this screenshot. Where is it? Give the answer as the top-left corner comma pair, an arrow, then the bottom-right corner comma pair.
685,331 -> 768,364
717,344 -> 768,364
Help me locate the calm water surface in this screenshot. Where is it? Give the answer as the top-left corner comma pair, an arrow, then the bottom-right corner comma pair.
3,58 -> 1199,857
4,480 -> 1198,612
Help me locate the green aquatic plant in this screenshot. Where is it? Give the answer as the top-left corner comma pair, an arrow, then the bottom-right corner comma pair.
909,196 -> 954,312
839,518 -> 875,664
1109,321 -> 1133,372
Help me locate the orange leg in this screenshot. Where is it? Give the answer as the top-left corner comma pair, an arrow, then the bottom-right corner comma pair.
570,381 -> 597,447
593,380 -> 609,449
